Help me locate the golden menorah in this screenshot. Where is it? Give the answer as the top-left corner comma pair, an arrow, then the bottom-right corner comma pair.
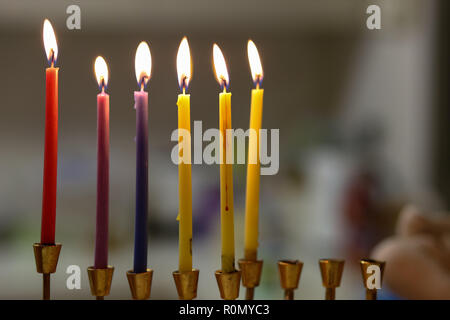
33,244 -> 385,300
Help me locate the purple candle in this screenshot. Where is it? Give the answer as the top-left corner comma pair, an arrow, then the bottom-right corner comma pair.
133,90 -> 148,273
133,42 -> 152,273
94,56 -> 110,269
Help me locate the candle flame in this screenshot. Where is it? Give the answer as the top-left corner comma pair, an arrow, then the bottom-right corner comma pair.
247,40 -> 263,86
213,44 -> 229,90
135,41 -> 152,89
177,37 -> 192,91
43,19 -> 58,65
94,56 -> 109,90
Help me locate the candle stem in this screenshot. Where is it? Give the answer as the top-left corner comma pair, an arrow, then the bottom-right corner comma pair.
284,289 -> 294,300
366,289 -> 377,300
246,288 -> 255,300
325,288 -> 335,300
43,274 -> 50,300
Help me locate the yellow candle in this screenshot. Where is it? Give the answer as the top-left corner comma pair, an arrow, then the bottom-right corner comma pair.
213,44 -> 235,273
176,37 -> 193,272
244,40 -> 264,261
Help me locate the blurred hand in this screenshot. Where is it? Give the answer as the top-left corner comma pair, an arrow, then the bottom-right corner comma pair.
372,205 -> 450,299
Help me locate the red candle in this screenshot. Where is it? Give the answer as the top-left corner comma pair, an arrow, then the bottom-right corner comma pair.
41,19 -> 59,244
94,56 -> 110,269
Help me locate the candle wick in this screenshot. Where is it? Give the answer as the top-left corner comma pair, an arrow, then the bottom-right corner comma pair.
100,79 -> 105,93
220,78 -> 227,93
140,75 -> 148,91
255,75 -> 262,89
181,76 -> 188,94
49,49 -> 55,67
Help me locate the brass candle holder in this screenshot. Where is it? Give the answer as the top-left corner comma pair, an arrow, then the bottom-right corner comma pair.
277,260 -> 303,300
238,259 -> 263,300
87,266 -> 114,300
173,269 -> 199,300
360,259 -> 386,300
215,270 -> 241,300
127,269 -> 154,300
319,259 -> 345,300
33,243 -> 62,300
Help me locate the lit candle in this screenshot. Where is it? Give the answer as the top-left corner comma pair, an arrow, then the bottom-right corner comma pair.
244,40 -> 264,261
94,56 -> 110,269
213,44 -> 235,273
176,37 -> 193,272
41,19 -> 59,244
133,42 -> 152,273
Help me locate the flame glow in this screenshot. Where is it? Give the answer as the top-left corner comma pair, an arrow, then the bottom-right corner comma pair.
177,37 -> 191,90
247,40 -> 263,85
43,19 -> 58,65
94,56 -> 109,89
212,44 -> 229,89
135,41 -> 152,88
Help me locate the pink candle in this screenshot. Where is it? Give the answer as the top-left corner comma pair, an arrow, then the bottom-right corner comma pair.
41,19 -> 59,244
94,57 -> 110,269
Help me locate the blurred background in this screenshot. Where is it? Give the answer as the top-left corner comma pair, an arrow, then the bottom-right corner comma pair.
0,0 -> 448,299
